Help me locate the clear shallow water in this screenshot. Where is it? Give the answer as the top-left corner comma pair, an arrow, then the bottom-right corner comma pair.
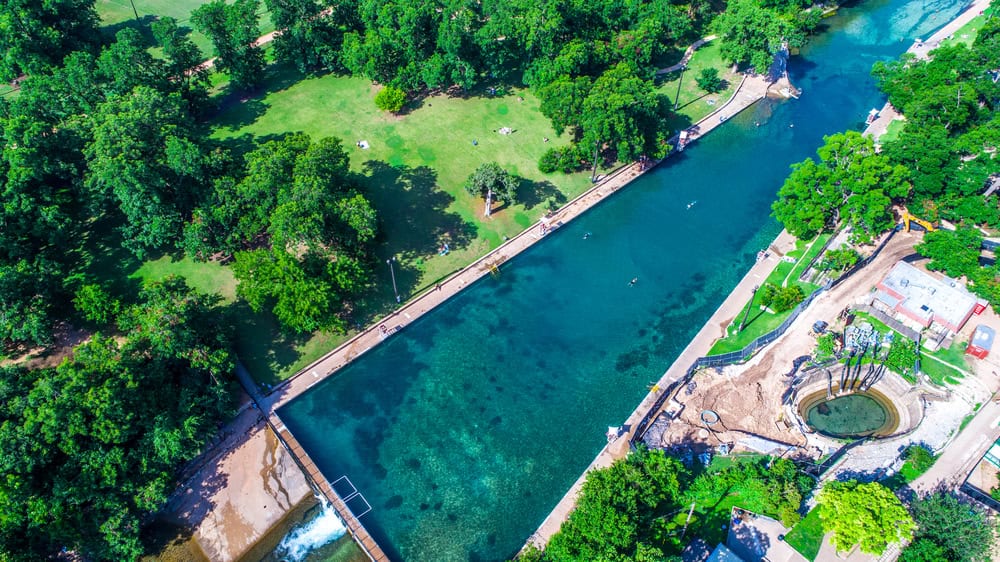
807,394 -> 890,436
277,0 -> 968,559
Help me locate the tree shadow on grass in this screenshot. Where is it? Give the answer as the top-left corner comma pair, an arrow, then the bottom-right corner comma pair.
361,161 -> 476,260
517,178 -> 567,211
228,301 -> 314,386
209,63 -> 319,132
100,15 -> 159,45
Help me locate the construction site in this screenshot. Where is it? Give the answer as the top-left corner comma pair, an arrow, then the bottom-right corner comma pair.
639,227 -> 1000,480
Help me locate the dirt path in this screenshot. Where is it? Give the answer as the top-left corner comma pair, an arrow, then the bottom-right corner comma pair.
656,35 -> 718,75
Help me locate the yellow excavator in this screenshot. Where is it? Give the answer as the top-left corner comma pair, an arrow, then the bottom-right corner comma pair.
901,209 -> 937,232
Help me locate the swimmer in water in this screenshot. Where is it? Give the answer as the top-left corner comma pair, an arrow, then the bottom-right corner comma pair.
687,201 -> 697,209
583,232 -> 591,239
628,277 -> 638,287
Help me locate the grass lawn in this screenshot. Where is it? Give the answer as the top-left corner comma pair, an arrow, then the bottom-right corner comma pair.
878,118 -> 905,144
656,41 -> 741,131
708,235 -> 827,355
922,339 -> 969,385
95,0 -> 275,61
940,5 -> 998,47
141,65 -> 593,384
784,507 -> 824,561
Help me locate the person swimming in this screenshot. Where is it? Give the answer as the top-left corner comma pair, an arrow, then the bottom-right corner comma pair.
687,201 -> 697,209
583,232 -> 592,239
628,277 -> 638,287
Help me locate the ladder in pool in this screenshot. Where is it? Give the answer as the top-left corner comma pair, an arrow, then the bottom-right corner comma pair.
332,475 -> 373,518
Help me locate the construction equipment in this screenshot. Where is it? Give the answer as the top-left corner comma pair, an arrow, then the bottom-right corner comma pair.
901,209 -> 937,232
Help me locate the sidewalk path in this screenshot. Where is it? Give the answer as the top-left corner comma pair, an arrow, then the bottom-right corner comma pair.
656,35 -> 718,75
911,400 -> 1000,493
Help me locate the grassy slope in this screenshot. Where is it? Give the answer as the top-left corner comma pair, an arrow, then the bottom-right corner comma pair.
708,234 -> 829,355
656,41 -> 742,131
785,507 -> 824,561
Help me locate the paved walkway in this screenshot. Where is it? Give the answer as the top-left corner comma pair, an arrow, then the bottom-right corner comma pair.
656,35 -> 718,75
911,400 -> 1000,493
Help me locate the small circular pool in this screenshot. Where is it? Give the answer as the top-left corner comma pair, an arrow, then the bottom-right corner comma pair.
798,389 -> 899,438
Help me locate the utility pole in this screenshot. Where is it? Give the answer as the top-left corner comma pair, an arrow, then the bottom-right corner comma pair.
590,140 -> 601,183
128,0 -> 140,21
739,285 -> 760,333
386,257 -> 400,303
674,65 -> 686,111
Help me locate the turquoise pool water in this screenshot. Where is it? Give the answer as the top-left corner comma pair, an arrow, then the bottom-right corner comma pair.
277,0 -> 968,559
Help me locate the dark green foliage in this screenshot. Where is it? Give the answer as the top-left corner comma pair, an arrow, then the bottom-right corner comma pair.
545,449 -> 684,561
885,337 -> 918,377
0,0 -> 100,81
540,453 -> 812,560
85,86 -> 208,257
761,283 -> 805,312
580,63 -> 672,163
192,0 -> 266,89
815,333 -> 836,360
772,132 -> 910,242
695,67 -> 725,93
915,227 -> 983,279
538,146 -> 586,174
374,86 -> 407,112
73,283 -> 121,325
819,248 -> 861,272
901,445 -> 935,474
151,17 -> 211,113
713,0 -> 811,72
264,0 -> 346,73
465,162 -> 519,216
902,492 -> 995,562
0,260 -> 57,347
0,278 -> 235,561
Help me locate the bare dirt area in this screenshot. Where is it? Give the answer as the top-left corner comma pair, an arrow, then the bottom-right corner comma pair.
651,230 -> 926,455
0,322 -> 89,370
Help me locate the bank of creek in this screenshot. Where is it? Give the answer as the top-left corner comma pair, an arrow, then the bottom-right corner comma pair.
272,0 -> 970,559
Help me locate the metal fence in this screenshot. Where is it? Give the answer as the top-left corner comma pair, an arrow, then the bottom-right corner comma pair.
632,228 -> 900,445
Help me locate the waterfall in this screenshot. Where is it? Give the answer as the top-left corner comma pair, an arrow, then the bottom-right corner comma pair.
274,500 -> 347,562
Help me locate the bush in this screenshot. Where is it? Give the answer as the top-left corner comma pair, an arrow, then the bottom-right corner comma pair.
902,445 -> 935,474
374,85 -> 406,112
538,146 -> 585,174
761,283 -> 805,312
696,67 -> 725,93
820,248 -> 861,272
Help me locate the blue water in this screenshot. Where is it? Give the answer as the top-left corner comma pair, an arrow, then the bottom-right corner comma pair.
277,0 -> 968,559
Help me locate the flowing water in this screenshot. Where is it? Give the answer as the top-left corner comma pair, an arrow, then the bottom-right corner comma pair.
275,0 -> 969,559
272,501 -> 348,562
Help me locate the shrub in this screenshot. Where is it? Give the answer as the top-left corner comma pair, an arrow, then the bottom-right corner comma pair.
374,86 -> 406,113
696,67 -> 725,93
538,147 -> 560,173
761,283 -> 805,312
820,248 -> 861,272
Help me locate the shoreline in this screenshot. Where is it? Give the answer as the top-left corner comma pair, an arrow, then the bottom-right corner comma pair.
244,70 -> 772,559
525,0 -> 994,551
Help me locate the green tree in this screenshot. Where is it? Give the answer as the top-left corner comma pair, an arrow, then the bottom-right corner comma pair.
192,0 -> 266,89
713,0 -> 805,73
761,283 -> 804,312
772,132 -> 910,242
581,63 -> 672,166
817,480 -> 915,555
695,67 -> 725,93
546,449 -> 684,561
264,0 -> 344,72
820,248 -> 860,272
0,0 -> 100,81
0,278 -> 234,560
465,162 -> 518,217
151,16 -> 210,112
903,492 -> 995,562
374,85 -> 407,112
73,284 -> 121,325
85,86 -> 207,257
0,260 -> 57,347
915,227 -> 983,279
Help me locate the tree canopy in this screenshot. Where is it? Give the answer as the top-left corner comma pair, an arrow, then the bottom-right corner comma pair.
465,162 -> 519,217
0,0 -> 100,81
192,0 -> 266,89
818,480 -> 915,555
0,278 -> 235,561
900,492 -> 996,562
772,131 -> 911,242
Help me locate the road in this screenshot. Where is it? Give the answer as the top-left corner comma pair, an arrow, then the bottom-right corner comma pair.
911,400 -> 1000,493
